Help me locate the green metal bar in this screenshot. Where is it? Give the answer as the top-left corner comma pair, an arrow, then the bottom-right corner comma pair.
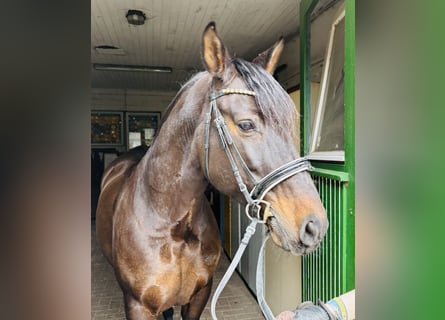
307,173 -> 346,302
308,161 -> 346,172
344,0 -> 355,292
299,0 -> 319,156
344,0 -> 355,175
310,167 -> 350,182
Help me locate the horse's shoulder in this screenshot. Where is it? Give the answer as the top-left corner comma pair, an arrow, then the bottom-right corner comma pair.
101,147 -> 147,190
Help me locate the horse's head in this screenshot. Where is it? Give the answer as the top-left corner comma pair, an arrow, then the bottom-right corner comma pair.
198,22 -> 327,255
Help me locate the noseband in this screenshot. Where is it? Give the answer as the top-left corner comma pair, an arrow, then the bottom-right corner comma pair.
203,83 -> 312,223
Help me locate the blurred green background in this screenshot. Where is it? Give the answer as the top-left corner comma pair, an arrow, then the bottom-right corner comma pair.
356,0 -> 445,319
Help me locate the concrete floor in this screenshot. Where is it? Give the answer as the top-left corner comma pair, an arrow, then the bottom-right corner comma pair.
91,222 -> 265,319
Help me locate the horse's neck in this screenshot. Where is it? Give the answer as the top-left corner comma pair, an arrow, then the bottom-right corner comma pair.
135,87 -> 208,222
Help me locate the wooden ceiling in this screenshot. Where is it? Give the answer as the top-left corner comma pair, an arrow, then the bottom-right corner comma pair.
91,0 -> 340,91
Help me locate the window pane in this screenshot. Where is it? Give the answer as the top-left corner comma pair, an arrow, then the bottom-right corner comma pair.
314,18 -> 345,152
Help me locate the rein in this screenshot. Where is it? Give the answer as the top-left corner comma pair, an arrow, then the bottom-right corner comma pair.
205,84 -> 312,320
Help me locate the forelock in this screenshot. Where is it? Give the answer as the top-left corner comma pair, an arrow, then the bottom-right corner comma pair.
231,59 -> 297,136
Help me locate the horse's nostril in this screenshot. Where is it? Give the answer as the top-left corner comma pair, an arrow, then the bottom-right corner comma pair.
299,215 -> 321,247
305,221 -> 317,237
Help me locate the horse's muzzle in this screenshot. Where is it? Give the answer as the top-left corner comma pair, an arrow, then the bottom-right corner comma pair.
299,214 -> 325,248
268,212 -> 327,255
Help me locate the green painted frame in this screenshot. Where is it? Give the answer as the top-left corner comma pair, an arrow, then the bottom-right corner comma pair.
299,0 -> 355,300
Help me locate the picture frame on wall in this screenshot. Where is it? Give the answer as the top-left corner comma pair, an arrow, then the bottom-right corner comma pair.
126,112 -> 161,149
91,111 -> 124,147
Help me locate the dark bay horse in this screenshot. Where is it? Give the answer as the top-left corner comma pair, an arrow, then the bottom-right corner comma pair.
96,22 -> 328,320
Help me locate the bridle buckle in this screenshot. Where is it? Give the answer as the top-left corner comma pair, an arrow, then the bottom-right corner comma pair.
245,200 -> 273,224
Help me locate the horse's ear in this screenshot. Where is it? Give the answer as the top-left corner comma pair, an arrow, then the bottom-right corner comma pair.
252,37 -> 284,74
202,22 -> 228,76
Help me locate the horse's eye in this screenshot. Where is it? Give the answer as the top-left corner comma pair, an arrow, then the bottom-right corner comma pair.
238,120 -> 256,132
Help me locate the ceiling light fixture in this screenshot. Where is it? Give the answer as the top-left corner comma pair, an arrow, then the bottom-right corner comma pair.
93,63 -> 172,73
126,9 -> 146,26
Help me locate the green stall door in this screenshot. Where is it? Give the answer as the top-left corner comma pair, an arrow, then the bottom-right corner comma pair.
299,0 -> 355,302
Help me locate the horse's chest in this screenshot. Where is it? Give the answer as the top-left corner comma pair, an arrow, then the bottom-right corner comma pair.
114,211 -> 221,311
162,241 -> 218,283
149,242 -> 219,305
